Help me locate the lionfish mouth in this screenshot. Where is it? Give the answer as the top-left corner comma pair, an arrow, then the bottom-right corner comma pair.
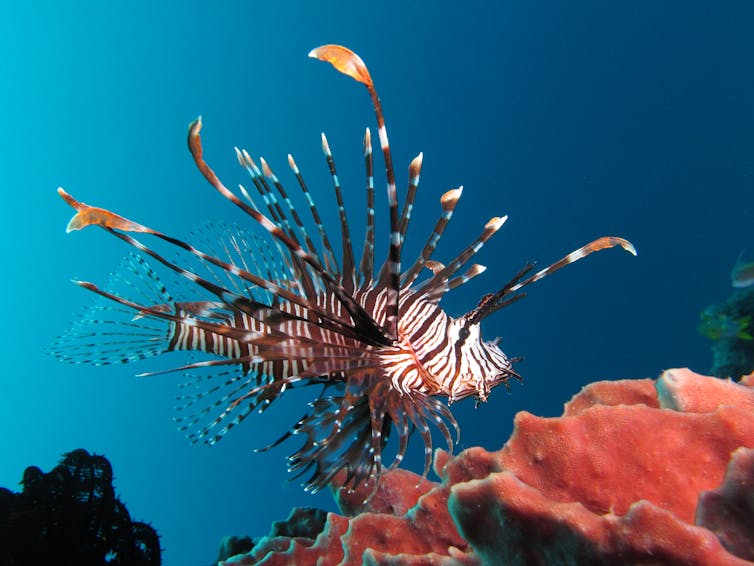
51,44 -> 635,496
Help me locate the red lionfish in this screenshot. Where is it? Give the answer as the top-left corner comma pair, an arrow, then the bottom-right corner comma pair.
52,45 -> 636,494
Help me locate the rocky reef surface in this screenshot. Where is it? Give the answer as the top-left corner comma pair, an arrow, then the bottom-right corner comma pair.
220,368 -> 754,565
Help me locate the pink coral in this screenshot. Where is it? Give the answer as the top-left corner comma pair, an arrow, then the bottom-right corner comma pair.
696,447 -> 754,561
222,369 -> 754,565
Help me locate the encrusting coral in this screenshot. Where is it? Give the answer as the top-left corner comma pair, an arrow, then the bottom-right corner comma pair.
220,368 -> 754,565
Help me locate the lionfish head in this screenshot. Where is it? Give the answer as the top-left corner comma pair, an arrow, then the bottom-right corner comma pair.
441,314 -> 520,403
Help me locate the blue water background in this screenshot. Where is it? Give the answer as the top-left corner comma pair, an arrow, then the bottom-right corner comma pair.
2,2 -> 753,564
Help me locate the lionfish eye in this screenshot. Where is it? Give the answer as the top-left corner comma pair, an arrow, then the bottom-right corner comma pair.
51,43 -> 635,498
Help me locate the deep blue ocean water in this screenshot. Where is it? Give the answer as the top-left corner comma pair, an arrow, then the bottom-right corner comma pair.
2,1 -> 753,564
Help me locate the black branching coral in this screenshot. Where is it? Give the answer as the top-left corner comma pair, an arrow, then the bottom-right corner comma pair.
0,449 -> 160,566
51,45 -> 635,496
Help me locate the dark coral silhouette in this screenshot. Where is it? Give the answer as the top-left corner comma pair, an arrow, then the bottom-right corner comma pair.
216,535 -> 254,564
700,287 -> 754,379
0,448 -> 160,565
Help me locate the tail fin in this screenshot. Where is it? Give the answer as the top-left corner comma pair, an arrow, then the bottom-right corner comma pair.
49,253 -> 173,366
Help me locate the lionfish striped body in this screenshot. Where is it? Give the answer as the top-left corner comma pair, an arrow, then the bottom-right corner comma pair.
52,45 -> 635,493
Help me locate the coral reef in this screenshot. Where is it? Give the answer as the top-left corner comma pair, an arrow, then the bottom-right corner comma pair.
220,368 -> 754,565
700,287 -> 754,378
696,447 -> 754,561
0,448 -> 161,566
217,536 -> 255,564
